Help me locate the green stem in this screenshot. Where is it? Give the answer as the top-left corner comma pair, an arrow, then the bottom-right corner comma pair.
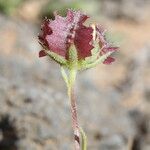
80,128 -> 87,150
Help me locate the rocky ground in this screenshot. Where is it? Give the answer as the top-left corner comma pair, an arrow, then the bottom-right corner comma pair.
100,0 -> 150,22
0,3 -> 150,150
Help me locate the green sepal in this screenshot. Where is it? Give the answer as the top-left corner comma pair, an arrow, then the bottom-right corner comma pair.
79,51 -> 113,70
46,51 -> 67,65
68,45 -> 78,69
77,60 -> 87,70
61,66 -> 69,88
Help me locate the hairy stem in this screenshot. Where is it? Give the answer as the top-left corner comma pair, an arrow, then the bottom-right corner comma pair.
68,69 -> 80,150
61,67 -> 87,150
68,86 -> 80,150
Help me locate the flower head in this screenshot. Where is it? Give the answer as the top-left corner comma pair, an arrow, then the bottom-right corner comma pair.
38,9 -> 118,69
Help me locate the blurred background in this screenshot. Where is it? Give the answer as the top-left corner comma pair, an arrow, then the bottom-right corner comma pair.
0,0 -> 150,150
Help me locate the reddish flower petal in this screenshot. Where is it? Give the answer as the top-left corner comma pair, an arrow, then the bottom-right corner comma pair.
103,57 -> 115,64
45,15 -> 70,57
103,46 -> 118,52
74,26 -> 94,59
67,9 -> 89,25
101,46 -> 119,54
38,19 -> 52,47
38,9 -> 94,59
39,50 -> 47,57
67,10 -> 94,59
96,25 -> 118,64
38,12 -> 73,58
96,25 -> 107,48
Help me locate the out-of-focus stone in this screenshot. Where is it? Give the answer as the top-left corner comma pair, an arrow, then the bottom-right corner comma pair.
17,0 -> 48,22
100,0 -> 150,22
